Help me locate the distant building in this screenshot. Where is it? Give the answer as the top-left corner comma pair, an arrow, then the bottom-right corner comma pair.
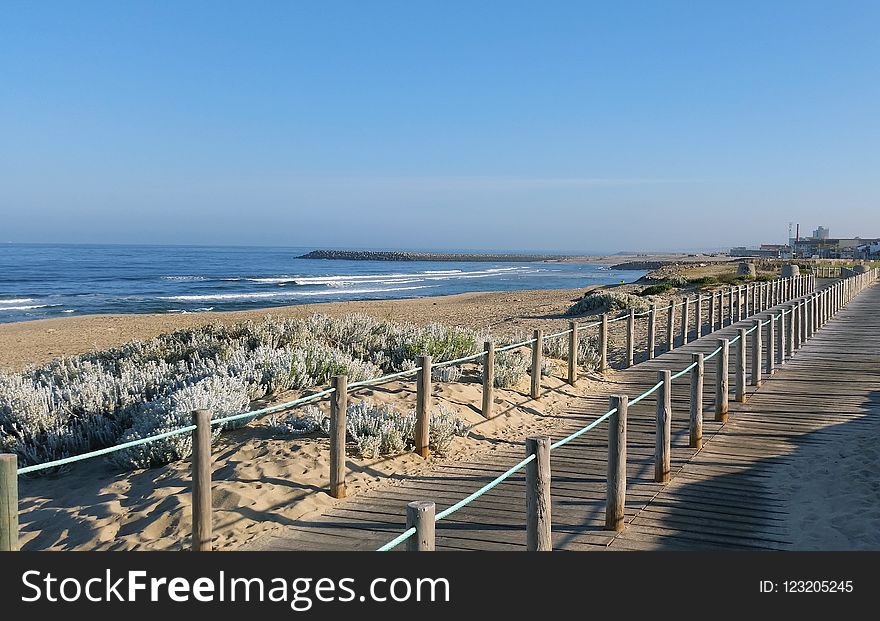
791,236 -> 880,259
729,245 -> 787,259
733,227 -> 878,260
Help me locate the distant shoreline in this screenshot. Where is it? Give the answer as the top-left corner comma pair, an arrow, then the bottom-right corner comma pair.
297,249 -> 582,262
297,249 -> 729,268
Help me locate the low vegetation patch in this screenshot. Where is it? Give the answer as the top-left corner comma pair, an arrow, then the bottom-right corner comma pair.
0,314 -> 483,471
566,291 -> 654,316
639,282 -> 675,296
267,401 -> 468,458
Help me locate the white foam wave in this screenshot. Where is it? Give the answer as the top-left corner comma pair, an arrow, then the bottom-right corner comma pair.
0,304 -> 51,311
162,275 -> 208,282
249,267 -> 528,287
162,285 -> 435,302
0,298 -> 35,304
61,309 -> 76,313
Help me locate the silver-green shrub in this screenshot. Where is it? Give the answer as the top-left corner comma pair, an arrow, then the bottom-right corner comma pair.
108,374 -> 249,469
267,400 -> 467,458
432,365 -> 463,383
542,333 -> 601,371
492,350 -> 529,388
0,313 -> 480,472
566,291 -> 654,316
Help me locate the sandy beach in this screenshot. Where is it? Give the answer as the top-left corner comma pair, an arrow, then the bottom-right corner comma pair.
0,286 -> 604,372
5,275 -> 665,551
16,352 -> 609,551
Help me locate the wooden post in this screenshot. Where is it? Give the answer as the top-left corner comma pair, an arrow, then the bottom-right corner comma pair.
655,370 -> 672,483
626,309 -> 635,368
681,297 -> 690,345
802,298 -> 809,341
736,328 -> 747,402
600,314 -> 609,371
728,287 -> 734,326
0,454 -> 18,551
330,375 -> 348,497
689,353 -> 704,449
715,338 -> 729,422
191,409 -> 213,551
531,329 -> 543,399
778,309 -> 786,365
766,314 -> 775,376
415,356 -> 431,458
525,435 -> 552,551
791,303 -> 799,352
567,322 -> 578,386
742,285 -> 749,320
709,292 -> 717,332
666,302 -> 676,352
824,289 -> 829,324
806,294 -> 816,339
482,340 -> 495,418
751,320 -> 762,387
605,395 -> 627,531
696,294 -> 704,338
406,501 -> 436,551
647,304 -> 657,360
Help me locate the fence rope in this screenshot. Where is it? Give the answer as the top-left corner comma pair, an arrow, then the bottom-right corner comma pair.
671,361 -> 698,381
17,425 -> 198,475
434,453 -> 536,522
703,344 -> 723,361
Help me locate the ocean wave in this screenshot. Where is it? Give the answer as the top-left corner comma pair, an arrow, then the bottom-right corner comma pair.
248,267 -> 528,287
0,298 -> 35,304
162,285 -> 435,302
0,304 -> 53,311
61,309 -> 76,313
162,275 -> 209,282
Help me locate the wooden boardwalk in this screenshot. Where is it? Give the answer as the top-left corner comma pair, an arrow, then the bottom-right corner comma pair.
247,281 -> 879,551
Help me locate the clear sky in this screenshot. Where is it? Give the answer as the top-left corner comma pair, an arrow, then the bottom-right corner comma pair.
2,1 -> 878,253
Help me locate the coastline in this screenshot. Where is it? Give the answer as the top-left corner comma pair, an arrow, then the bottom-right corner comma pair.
0,254 -> 738,372
0,285 -> 613,371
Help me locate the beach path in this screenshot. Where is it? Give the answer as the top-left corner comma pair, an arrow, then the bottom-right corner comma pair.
244,281 -> 879,551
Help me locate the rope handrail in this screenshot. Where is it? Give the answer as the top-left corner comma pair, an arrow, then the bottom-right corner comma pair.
703,344 -> 723,361
549,408 -> 618,451
431,351 -> 487,369
544,328 -> 574,340
434,453 -> 536,521
377,371 -> 671,550
627,380 -> 664,407
376,527 -> 417,552
212,387 -> 337,426
495,337 -> 537,353
671,361 -> 698,381
17,425 -> 198,475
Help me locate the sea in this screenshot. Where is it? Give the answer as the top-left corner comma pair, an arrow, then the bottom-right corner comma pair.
0,244 -> 646,324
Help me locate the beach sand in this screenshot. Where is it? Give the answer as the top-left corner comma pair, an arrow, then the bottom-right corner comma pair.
7,284 -> 629,551
770,409 -> 880,550
0,286 -> 606,372
17,360 -> 607,551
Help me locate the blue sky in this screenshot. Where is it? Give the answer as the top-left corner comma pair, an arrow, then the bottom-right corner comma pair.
1,1 -> 878,252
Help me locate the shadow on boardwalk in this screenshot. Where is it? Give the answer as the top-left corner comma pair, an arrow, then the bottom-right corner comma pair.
614,390 -> 880,551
